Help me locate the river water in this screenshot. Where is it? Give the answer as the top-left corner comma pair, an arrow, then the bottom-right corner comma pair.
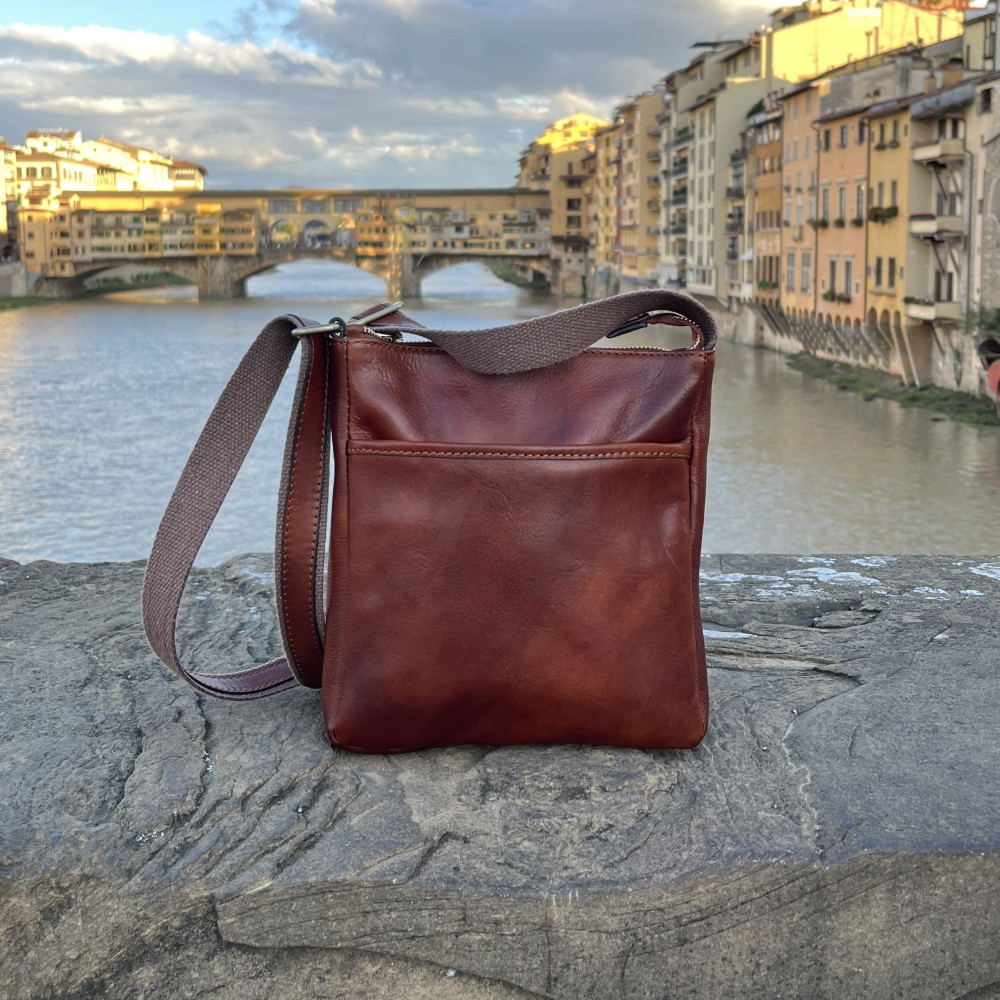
1,260 -> 997,564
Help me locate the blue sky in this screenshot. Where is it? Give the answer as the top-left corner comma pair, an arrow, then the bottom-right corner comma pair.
1,1 -> 772,189
14,1 -> 253,36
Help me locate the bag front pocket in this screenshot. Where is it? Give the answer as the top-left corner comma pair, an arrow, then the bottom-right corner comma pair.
331,440 -> 707,752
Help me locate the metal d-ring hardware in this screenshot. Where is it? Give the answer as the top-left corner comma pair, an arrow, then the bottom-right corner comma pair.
292,317 -> 347,338
292,301 -> 405,341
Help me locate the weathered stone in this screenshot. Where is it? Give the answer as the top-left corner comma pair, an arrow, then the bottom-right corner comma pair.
1,553 -> 999,999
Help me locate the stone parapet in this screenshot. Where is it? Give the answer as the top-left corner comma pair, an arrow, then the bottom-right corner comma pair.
1,554 -> 998,999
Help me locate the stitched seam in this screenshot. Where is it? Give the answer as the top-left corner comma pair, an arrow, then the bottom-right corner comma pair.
303,343 -> 327,666
280,351 -> 305,675
347,448 -> 688,459
332,338 -> 351,745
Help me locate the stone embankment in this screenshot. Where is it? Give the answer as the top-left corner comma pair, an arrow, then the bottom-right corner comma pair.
2,554 -> 999,999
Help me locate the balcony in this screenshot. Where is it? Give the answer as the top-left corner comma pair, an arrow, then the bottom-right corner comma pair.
911,138 -> 964,165
909,214 -> 963,239
724,220 -> 744,236
647,226 -> 661,236
646,175 -> 661,186
672,129 -> 694,149
729,149 -> 747,165
905,300 -> 961,323
672,162 -> 689,177
671,191 -> 688,206
725,261 -> 740,284
646,150 -> 661,162
726,186 -> 745,200
670,222 -> 687,235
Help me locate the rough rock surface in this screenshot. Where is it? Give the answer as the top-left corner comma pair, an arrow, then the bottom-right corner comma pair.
1,553 -> 999,999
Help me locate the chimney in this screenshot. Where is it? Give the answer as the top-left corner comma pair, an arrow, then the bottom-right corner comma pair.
942,59 -> 964,87
924,68 -> 938,92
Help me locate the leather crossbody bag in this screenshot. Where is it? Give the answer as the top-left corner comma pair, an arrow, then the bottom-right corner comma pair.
143,289 -> 718,752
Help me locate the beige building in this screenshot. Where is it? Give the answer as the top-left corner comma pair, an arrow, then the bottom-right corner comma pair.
614,90 -> 664,289
685,44 -> 768,303
1,142 -> 17,247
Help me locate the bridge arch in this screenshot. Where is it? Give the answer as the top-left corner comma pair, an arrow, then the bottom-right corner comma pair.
270,219 -> 298,245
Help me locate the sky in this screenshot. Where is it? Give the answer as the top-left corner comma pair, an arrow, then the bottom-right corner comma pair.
0,0 -> 776,191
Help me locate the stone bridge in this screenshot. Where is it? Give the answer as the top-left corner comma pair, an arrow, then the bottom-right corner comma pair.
31,187 -> 555,300
42,247 -> 554,301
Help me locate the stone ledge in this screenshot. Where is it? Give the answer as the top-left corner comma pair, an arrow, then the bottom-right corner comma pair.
1,554 -> 999,999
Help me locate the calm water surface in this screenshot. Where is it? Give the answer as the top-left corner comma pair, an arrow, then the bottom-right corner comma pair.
1,260 -> 997,564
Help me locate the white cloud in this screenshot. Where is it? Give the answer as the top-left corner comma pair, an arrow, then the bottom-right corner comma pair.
0,1 -> 773,188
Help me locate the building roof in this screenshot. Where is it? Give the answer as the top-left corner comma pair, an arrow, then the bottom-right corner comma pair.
815,104 -> 871,124
26,129 -> 81,139
171,159 -> 208,175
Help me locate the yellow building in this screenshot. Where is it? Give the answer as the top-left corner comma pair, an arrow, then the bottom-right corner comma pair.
864,96 -> 917,381
586,122 -> 622,295
765,0 -> 964,82
517,113 -> 607,295
747,105 -> 783,305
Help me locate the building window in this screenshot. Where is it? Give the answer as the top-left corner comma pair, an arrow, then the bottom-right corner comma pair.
892,120 -> 899,143
838,185 -> 847,220
821,187 -> 830,220
843,259 -> 853,297
804,134 -> 810,157
566,198 -> 582,211
890,180 -> 897,207
980,89 -> 993,114
839,124 -> 848,147
787,250 -> 796,292
877,181 -> 884,207
858,120 -> 867,145
828,258 -> 837,293
855,183 -> 865,220
878,122 -> 885,146
801,250 -> 811,293
887,257 -> 896,290
874,256 -> 883,287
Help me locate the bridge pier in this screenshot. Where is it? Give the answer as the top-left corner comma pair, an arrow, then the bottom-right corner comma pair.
384,253 -> 421,301
197,256 -> 247,301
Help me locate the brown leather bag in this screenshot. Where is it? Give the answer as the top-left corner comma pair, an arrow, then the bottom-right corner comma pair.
143,290 -> 717,752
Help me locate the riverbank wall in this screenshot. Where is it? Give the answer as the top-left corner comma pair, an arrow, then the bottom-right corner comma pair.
3,553 -> 999,999
713,301 -> 989,398
0,260 -> 26,298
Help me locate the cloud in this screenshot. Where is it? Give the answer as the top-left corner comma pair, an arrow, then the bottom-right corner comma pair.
0,1 -> 773,189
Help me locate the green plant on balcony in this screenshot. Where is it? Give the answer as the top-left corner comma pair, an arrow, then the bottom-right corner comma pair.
868,205 -> 900,224
821,288 -> 837,302
903,295 -> 934,306
747,98 -> 765,118
833,218 -> 845,228
757,280 -> 778,290
908,212 -> 934,220
835,292 -> 851,303
850,217 -> 864,227
807,217 -> 829,230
